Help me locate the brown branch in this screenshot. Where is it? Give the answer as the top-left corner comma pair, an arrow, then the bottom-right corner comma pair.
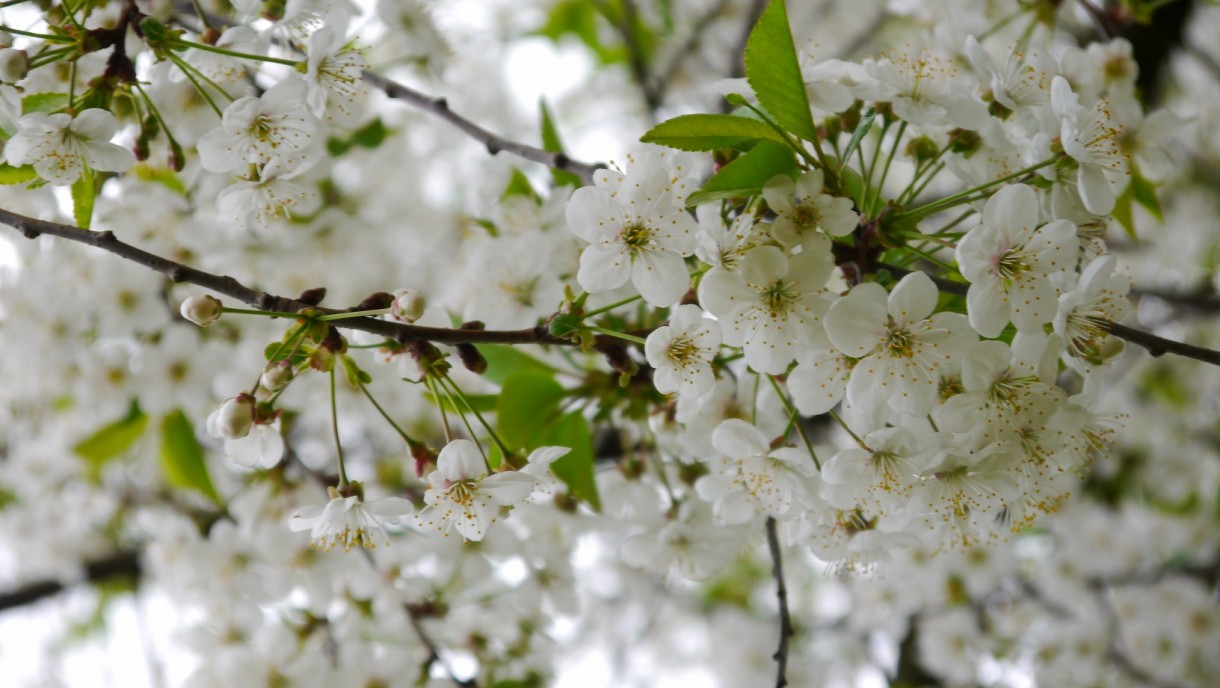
765,517 -> 793,688
652,0 -> 730,102
1133,286 -> 1220,314
0,551 -> 141,613
1104,321 -> 1220,366
405,602 -> 477,688
362,71 -> 604,183
0,207 -> 579,347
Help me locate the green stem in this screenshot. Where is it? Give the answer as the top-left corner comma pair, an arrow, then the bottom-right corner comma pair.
221,306 -> 300,318
863,118 -> 891,216
317,308 -> 392,321
438,374 -> 513,459
167,53 -> 224,117
0,25 -> 75,42
356,382 -> 418,446
587,326 -> 646,345
170,38 -> 301,67
424,376 -> 453,443
330,367 -> 349,487
27,47 -> 74,69
133,82 -> 184,154
828,410 -> 868,450
436,377 -> 488,469
904,243 -> 957,273
896,159 -> 1056,221
870,121 -> 906,215
582,294 -> 642,319
768,376 -> 820,470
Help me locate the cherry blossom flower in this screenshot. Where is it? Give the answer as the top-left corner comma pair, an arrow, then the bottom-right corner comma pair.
763,170 -> 859,246
1052,255 -> 1130,371
304,26 -> 368,121
858,51 -> 987,129
414,439 -> 538,541
1048,76 -> 1127,215
644,304 -> 721,398
565,165 -> 697,306
4,109 -> 134,185
695,418 -> 818,524
824,272 -> 972,416
956,184 -> 1077,338
699,238 -> 834,375
289,485 -> 413,552
197,79 -> 322,176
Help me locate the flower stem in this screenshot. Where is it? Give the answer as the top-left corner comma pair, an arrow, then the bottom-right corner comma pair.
828,410 -> 868,450
221,306 -> 299,318
330,367 -> 349,486
768,376 -> 820,470
896,158 -> 1056,221
581,294 -> 642,319
587,326 -> 646,345
169,38 -> 301,67
438,374 -> 513,460
317,308 -> 392,321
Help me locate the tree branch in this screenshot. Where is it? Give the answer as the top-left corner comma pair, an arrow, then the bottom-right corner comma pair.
0,207 -> 577,347
1104,321 -> 1220,366
362,71 -> 604,183
765,517 -> 793,688
876,262 -> 1220,368
0,551 -> 141,613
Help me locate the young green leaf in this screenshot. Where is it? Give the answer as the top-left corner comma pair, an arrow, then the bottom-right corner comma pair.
160,409 -> 222,504
479,345 -> 559,386
0,164 -> 38,185
540,99 -> 584,187
640,113 -> 789,151
685,140 -> 796,206
744,0 -> 817,142
21,92 -> 70,115
496,372 -> 567,451
71,167 -> 96,229
544,411 -> 601,511
840,108 -> 876,166
74,400 -> 149,479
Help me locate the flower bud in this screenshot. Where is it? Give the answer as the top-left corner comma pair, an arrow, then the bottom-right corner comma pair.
390,288 -> 425,324
0,48 -> 28,83
210,394 -> 255,440
180,295 -> 223,326
260,360 -> 293,392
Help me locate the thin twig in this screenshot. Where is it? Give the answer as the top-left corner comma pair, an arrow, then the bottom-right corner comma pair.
362,71 -> 604,182
1104,321 -> 1220,366
765,517 -> 794,688
0,207 -> 574,347
726,0 -> 767,81
609,0 -> 662,116
0,551 -> 141,613
1133,285 -> 1220,314
405,602 -> 477,687
652,0 -> 730,101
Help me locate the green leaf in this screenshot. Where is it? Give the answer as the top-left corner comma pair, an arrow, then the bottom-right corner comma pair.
840,108 -> 876,165
744,0 -> 817,142
685,140 -> 796,206
160,409 -> 221,504
71,167 -> 96,229
351,117 -> 389,148
640,113 -> 789,151
339,353 -> 372,387
496,372 -> 567,451
1111,180 -> 1137,241
1131,166 -> 1162,221
540,99 -> 583,188
73,400 -> 148,479
21,92 -> 70,115
131,163 -> 187,195
543,411 -> 601,511
501,168 -> 539,201
478,345 -> 558,386
538,0 -> 625,65
0,164 -> 38,185
548,313 -> 582,337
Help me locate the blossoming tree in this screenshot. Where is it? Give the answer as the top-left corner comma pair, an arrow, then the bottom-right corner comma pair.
0,0 -> 1218,686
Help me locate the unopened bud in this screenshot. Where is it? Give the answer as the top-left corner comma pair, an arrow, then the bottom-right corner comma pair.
456,343 -> 487,375
180,295 -> 223,326
0,48 -> 28,83
390,289 -> 425,324
209,394 -> 255,440
260,360 -> 293,392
